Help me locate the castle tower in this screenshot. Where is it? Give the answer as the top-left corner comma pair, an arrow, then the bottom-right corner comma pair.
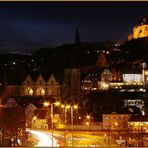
128,16 -> 148,40
63,69 -> 80,99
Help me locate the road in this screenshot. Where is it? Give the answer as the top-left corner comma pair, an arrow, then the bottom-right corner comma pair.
27,129 -> 118,147
27,129 -> 60,147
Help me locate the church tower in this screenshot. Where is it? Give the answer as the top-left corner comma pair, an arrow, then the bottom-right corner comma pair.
63,69 -> 80,100
75,28 -> 81,45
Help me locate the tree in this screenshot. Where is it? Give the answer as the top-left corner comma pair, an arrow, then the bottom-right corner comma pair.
0,106 -> 26,144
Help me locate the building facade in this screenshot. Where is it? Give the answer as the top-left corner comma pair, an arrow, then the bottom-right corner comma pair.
102,112 -> 130,131
128,115 -> 148,132
6,74 -> 61,98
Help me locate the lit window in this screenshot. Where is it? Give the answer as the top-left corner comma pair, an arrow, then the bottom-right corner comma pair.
29,88 -> 33,95
36,87 -> 45,96
25,87 -> 33,96
41,89 -> 45,95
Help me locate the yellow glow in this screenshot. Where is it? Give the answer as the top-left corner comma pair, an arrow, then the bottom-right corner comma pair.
25,87 -> 33,96
43,102 -> 50,107
87,115 -> 90,119
61,104 -> 65,108
135,122 -> 139,126
86,122 -> 89,125
66,105 -> 70,109
33,116 -> 37,120
74,105 -> 78,109
54,101 -> 60,106
115,122 -> 118,126
29,89 -> 33,95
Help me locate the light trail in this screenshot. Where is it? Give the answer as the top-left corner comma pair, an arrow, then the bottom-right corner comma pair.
27,130 -> 59,147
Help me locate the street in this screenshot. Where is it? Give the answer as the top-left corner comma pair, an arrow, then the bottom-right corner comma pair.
27,129 -> 117,147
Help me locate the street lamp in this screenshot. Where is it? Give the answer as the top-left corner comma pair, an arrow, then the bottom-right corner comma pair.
60,104 -> 78,147
33,116 -> 37,128
86,115 -> 91,124
86,115 -> 91,131
115,122 -> 118,139
43,101 -> 60,147
71,106 -> 74,147
71,105 -> 78,147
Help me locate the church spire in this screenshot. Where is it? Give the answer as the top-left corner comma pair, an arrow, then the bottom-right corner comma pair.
75,28 -> 81,45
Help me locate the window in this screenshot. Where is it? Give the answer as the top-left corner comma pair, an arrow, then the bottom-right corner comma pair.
29,89 -> 33,95
41,89 -> 45,95
36,87 -> 45,96
25,87 -> 33,96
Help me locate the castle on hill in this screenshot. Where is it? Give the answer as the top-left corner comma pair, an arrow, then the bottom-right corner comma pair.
128,16 -> 148,40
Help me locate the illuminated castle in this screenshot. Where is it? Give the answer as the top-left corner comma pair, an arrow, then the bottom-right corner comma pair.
128,16 -> 148,41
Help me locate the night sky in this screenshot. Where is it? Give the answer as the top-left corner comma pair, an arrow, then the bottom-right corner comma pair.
0,2 -> 148,54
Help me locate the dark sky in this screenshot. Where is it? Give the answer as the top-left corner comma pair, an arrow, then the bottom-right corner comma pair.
0,2 -> 148,54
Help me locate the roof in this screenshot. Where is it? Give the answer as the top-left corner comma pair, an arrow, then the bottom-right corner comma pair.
122,67 -> 142,74
34,109 -> 49,119
129,115 -> 148,122
25,72 -> 63,84
7,71 -> 63,85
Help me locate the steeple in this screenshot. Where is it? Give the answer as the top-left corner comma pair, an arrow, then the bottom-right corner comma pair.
75,28 -> 81,45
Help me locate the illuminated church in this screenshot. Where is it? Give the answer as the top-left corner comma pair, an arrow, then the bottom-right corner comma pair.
128,16 -> 148,40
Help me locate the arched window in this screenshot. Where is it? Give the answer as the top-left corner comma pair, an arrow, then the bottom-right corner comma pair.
36,87 -> 45,96
29,89 -> 33,95
25,87 -> 33,96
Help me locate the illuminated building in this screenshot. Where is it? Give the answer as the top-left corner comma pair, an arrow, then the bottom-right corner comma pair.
81,66 -> 148,93
124,99 -> 145,115
108,67 -> 147,92
128,16 -> 148,40
101,69 -> 112,81
128,115 -> 148,132
5,68 -> 81,100
32,109 -> 51,129
5,73 -> 61,98
103,112 -> 129,130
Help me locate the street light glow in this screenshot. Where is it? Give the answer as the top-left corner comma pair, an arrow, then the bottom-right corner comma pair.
33,116 -> 37,120
115,122 -> 118,126
54,101 -> 60,106
87,115 -> 90,119
66,105 -> 70,109
74,105 -> 78,109
43,102 -> 50,107
61,104 -> 65,108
